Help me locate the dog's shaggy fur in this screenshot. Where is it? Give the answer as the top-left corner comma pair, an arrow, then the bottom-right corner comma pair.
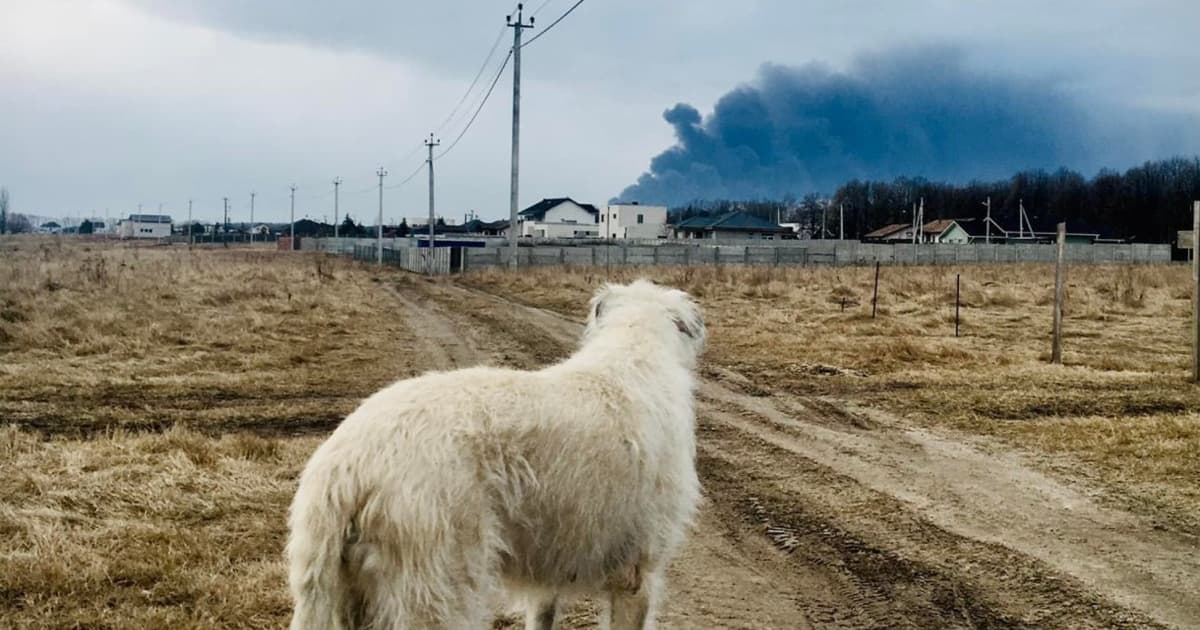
286,280 -> 705,629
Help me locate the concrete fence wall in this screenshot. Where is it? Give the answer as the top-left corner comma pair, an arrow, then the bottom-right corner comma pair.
461,241 -> 1171,270
310,237 -> 1172,275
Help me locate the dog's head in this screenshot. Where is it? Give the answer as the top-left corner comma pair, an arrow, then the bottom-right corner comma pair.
584,279 -> 705,360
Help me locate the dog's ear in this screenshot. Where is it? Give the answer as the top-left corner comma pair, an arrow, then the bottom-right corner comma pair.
589,285 -> 614,323
673,317 -> 695,338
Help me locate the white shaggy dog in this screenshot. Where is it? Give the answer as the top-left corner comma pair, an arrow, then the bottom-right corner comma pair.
286,279 -> 705,629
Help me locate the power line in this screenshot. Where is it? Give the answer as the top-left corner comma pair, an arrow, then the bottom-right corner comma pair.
384,161 -> 427,190
529,0 -> 556,18
435,26 -> 508,135
436,50 -> 512,160
521,0 -> 585,48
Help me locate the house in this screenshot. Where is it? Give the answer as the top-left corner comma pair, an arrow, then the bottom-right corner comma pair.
38,221 -> 62,234
517,198 -> 601,238
863,223 -> 914,242
117,214 -> 172,239
249,224 -> 272,238
601,203 -> 668,239
672,211 -> 791,240
921,219 -> 971,244
865,219 -> 972,243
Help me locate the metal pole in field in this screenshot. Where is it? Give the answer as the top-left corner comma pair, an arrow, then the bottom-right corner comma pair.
955,273 -> 961,337
249,192 -> 256,244
983,196 -> 991,244
333,177 -> 341,239
222,197 -> 229,247
187,199 -> 193,248
1192,201 -> 1199,382
1051,222 -> 1066,364
289,184 -> 297,250
871,260 -> 881,319
839,203 -> 844,240
507,4 -> 534,268
426,133 -> 441,275
376,167 -> 388,265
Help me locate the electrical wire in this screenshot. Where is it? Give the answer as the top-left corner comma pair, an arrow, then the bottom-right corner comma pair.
521,0 -> 585,48
529,0 -> 556,18
434,26 -> 508,135
436,49 -> 512,161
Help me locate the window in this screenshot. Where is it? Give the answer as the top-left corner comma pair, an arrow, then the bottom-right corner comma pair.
637,214 -> 644,224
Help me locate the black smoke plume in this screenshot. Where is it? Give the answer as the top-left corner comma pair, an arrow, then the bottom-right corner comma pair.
616,46 -> 1191,206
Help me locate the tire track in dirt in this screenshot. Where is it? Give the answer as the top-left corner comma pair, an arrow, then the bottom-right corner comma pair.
395,279 -> 1191,628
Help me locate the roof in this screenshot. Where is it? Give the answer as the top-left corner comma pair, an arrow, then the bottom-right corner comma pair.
863,223 -> 909,239
674,211 -> 789,232
127,214 -> 173,223
519,198 -> 600,220
921,219 -> 962,235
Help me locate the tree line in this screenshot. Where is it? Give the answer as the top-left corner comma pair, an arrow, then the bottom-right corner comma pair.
670,157 -> 1200,243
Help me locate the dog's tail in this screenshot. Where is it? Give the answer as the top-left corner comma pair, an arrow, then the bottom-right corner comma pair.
286,465 -> 357,630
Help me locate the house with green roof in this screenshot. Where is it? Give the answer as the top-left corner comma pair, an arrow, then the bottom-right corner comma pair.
672,211 -> 791,240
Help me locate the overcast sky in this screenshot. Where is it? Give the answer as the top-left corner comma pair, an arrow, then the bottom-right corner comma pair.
3,0 -> 1199,223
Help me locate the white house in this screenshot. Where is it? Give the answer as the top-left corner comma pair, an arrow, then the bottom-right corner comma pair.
118,214 -> 173,239
601,203 -> 668,239
517,198 -> 600,238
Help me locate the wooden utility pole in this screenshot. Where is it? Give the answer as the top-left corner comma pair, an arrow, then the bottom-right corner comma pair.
1051,222 -> 1066,364
1192,201 -> 1199,382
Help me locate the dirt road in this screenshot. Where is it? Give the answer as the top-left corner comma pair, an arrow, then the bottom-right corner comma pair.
385,278 -> 1198,629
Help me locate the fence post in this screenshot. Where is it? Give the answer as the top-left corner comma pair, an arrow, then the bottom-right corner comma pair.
622,245 -> 628,265
1051,222 -> 1066,364
652,246 -> 659,265
955,273 -> 961,337
744,246 -> 750,265
591,246 -> 597,267
713,246 -> 720,266
871,261 -> 881,319
774,247 -> 781,267
560,247 -> 566,266
683,246 -> 691,266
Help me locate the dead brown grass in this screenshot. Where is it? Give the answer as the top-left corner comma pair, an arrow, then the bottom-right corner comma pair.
0,236 -> 426,628
459,262 -> 1200,530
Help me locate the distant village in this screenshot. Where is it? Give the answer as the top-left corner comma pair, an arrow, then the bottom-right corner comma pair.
26,196 -> 1138,246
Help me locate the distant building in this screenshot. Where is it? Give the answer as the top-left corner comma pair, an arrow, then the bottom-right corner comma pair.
118,214 -> 172,239
38,221 -> 62,234
865,219 -> 971,243
602,203 -> 668,239
518,198 -> 601,238
672,211 -> 791,240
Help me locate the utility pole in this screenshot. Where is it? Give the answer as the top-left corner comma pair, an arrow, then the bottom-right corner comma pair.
222,197 -> 229,247
250,192 -> 256,244
821,203 -> 827,239
839,203 -> 844,240
426,133 -> 441,275
289,184 -> 297,250
376,167 -> 388,265
333,177 -> 342,239
983,196 -> 991,244
507,3 -> 534,268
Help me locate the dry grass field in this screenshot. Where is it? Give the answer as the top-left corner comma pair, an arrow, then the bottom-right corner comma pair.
2,236 -> 1197,629
0,238 -> 423,628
